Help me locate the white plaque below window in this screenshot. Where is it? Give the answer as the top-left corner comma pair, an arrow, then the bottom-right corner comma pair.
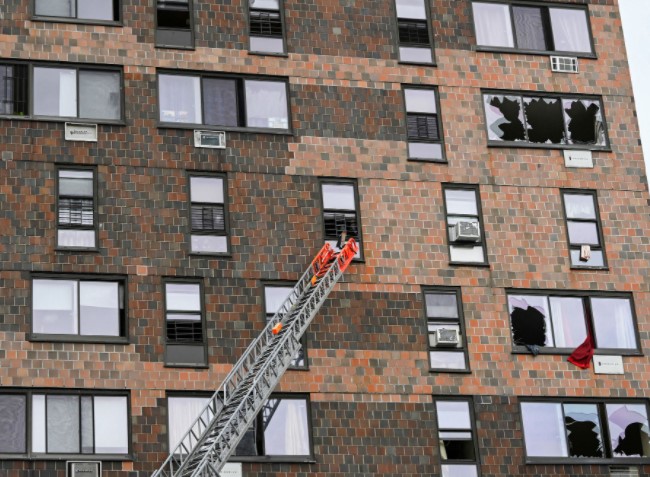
564,149 -> 593,168
194,130 -> 226,149
220,463 -> 242,477
593,355 -> 624,375
65,123 -> 98,142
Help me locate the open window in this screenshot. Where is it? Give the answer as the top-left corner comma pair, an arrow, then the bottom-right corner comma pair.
164,281 -> 207,368
156,0 -> 193,49
320,179 -> 362,259
434,398 -> 481,476
249,0 -> 285,54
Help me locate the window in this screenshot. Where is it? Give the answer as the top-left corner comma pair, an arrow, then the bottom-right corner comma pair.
164,281 -> 207,367
156,0 -> 193,48
0,390 -> 129,457
561,190 -> 606,268
425,288 -> 469,372
320,179 -> 362,258
434,398 -> 480,477
483,91 -> 608,149
395,0 -> 435,64
264,284 -> 306,368
443,185 -> 487,265
31,276 -> 126,342
403,86 -> 444,161
0,62 -> 122,122
168,394 -> 312,460
507,291 -> 640,354
57,167 -> 96,249
34,0 -> 120,22
189,174 -> 229,254
249,0 -> 285,54
521,400 -> 650,462
472,2 -> 594,56
158,72 -> 290,131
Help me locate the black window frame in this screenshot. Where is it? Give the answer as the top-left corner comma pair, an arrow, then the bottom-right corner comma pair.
187,171 -> 230,256
55,165 -> 98,251
402,85 -> 446,162
155,0 -> 195,49
263,282 -> 309,370
506,289 -> 642,356
29,274 -> 128,344
433,396 -> 482,476
163,278 -> 208,369
319,177 -> 364,261
0,388 -> 131,460
520,397 -> 650,464
470,0 -> 596,58
561,189 -> 608,270
0,60 -> 125,124
423,287 -> 471,373
482,89 -> 610,151
247,0 -> 287,56
442,184 -> 489,267
32,0 -> 122,25
156,70 -> 292,134
393,0 -> 436,65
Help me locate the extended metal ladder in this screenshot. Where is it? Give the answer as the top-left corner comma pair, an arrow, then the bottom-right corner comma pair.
152,239 -> 359,477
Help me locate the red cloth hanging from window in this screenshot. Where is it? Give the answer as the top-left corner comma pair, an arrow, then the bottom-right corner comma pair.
567,330 -> 594,369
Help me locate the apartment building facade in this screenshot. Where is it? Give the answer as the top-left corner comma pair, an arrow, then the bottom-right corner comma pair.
1,0 -> 649,475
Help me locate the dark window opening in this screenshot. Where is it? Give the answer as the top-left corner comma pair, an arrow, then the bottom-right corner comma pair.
398,20 -> 430,46
250,11 -> 282,37
164,281 -> 206,367
523,97 -> 564,144
395,0 -> 434,63
156,0 -> 193,48
0,64 -> 28,116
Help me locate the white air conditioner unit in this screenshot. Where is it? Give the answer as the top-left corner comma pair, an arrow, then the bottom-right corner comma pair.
194,130 -> 226,149
430,328 -> 460,347
449,221 -> 480,242
67,461 -> 101,477
550,56 -> 579,74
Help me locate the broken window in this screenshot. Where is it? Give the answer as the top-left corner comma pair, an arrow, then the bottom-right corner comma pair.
395,0 -> 435,63
321,180 -> 362,258
249,0 -> 285,54
483,92 -> 608,149
404,86 -> 444,161
521,400 -> 650,461
264,285 -> 307,368
156,0 -> 193,48
189,174 -> 229,254
562,190 -> 606,267
507,292 -> 639,353
434,399 -> 480,476
425,288 -> 469,372
443,185 -> 487,264
472,2 -> 593,55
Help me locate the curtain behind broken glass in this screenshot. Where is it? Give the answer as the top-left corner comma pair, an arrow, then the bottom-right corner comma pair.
484,95 -> 526,142
563,98 -> 606,146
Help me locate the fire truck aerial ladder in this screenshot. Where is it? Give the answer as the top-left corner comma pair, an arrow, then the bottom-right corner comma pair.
152,238 -> 359,477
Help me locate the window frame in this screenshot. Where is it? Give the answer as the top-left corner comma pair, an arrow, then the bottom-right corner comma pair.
442,184 -> 489,267
246,0 -> 288,56
393,0 -> 437,66
401,85 -> 446,162
0,388 -> 131,460
470,0 -> 596,58
187,171 -> 230,257
506,289 -> 642,356
0,60 -> 125,124
155,0 -> 195,49
319,177 -> 364,261
481,89 -> 611,151
262,281 -> 309,370
433,396 -> 482,476
423,287 -> 471,373
156,70 -> 292,134
519,397 -> 650,464
32,0 -> 122,25
55,164 -> 99,251
163,278 -> 208,369
560,189 -> 608,270
29,274 -> 129,344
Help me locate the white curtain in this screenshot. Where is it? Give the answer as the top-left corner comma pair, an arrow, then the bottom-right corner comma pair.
550,8 -> 591,53
472,3 -> 514,48
591,298 -> 636,349
244,80 -> 288,129
36,0 -> 74,17
168,397 -> 211,451
264,399 -> 309,455
550,297 -> 587,348
94,396 -> 129,453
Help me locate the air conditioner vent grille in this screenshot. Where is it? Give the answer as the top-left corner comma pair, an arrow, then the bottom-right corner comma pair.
551,56 -> 579,73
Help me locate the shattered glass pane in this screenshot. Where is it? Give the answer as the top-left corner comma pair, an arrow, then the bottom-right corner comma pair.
484,95 -> 526,142
523,97 -> 565,144
563,99 -> 606,146
606,404 -> 650,457
564,404 -> 604,458
513,6 -> 547,51
508,295 -> 552,347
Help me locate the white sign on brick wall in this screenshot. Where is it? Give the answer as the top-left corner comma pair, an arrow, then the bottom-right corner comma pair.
564,149 -> 593,168
220,463 -> 243,477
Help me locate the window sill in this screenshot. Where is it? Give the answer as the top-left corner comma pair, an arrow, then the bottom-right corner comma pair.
398,60 -> 437,67
287,365 -> 310,372
525,457 -> 649,465
0,114 -> 126,127
407,157 -> 447,164
0,454 -> 132,461
486,142 -> 612,152
164,363 -> 210,369
31,16 -> 122,27
229,456 -> 316,464
28,334 -> 129,345
448,261 -> 490,268
248,50 -> 289,58
474,45 -> 597,60
155,43 -> 196,51
512,347 -> 643,357
55,247 -> 100,253
429,368 -> 471,374
189,252 -> 232,258
158,123 -> 293,136
570,265 -> 609,271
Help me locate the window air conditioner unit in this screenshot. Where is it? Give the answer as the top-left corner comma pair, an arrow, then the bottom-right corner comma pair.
67,461 -> 101,477
194,130 -> 226,149
449,221 -> 480,242
550,56 -> 578,74
430,328 -> 460,347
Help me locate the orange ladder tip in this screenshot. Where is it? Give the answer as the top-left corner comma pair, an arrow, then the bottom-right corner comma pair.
272,323 -> 283,335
